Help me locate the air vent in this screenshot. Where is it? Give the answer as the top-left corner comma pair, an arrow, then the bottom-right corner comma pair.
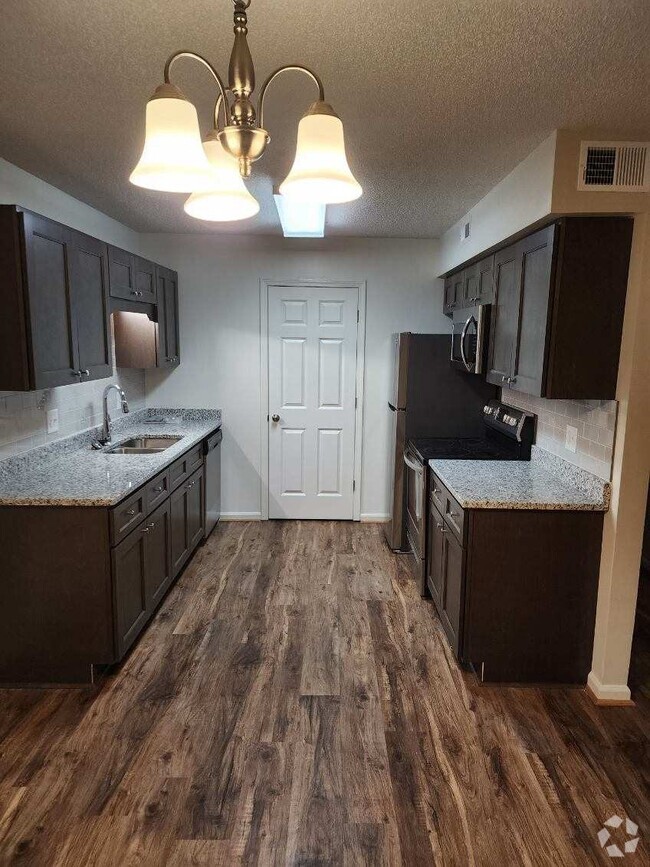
460,220 -> 471,241
578,141 -> 649,192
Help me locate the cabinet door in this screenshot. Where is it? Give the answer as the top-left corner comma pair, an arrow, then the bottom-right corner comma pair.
440,531 -> 464,656
134,256 -> 157,304
144,500 -> 172,611
486,244 -> 519,387
21,211 -> 79,388
443,272 -> 464,313
477,255 -> 495,304
426,502 -> 445,613
112,524 -> 150,656
156,266 -> 180,367
68,231 -> 112,382
463,264 -> 480,305
108,246 -> 137,301
170,483 -> 190,577
186,468 -> 205,553
509,226 -> 555,397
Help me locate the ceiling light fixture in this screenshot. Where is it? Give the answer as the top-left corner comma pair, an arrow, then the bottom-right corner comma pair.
130,0 -> 362,223
273,194 -> 326,238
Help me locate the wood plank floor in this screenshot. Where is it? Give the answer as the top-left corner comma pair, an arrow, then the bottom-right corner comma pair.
0,521 -> 648,865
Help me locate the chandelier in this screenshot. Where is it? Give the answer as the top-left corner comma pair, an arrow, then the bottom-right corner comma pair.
130,0 -> 362,222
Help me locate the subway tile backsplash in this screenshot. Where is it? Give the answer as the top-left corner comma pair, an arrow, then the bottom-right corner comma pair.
502,391 -> 616,481
0,368 -> 145,460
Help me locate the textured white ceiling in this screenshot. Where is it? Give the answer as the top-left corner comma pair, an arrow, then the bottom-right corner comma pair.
0,0 -> 648,237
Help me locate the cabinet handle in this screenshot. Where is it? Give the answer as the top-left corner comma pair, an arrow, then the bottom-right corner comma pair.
433,487 -> 441,496
436,523 -> 447,532
509,376 -> 517,384
80,369 -> 89,377
153,485 -> 163,493
148,521 -> 156,529
126,508 -> 136,517
142,526 -> 150,533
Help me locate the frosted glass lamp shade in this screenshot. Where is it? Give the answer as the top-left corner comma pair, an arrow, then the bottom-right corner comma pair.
183,136 -> 260,222
279,103 -> 362,204
129,84 -> 213,193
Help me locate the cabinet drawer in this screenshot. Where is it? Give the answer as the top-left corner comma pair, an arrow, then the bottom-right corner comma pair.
110,489 -> 146,546
169,444 -> 203,492
430,476 -> 446,515
144,469 -> 170,512
431,473 -> 466,545
444,491 -> 465,544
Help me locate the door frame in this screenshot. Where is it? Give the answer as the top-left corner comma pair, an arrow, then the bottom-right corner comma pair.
259,278 -> 367,521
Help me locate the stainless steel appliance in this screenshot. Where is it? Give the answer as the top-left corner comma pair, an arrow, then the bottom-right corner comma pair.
404,399 -> 536,594
204,427 -> 222,538
450,303 -> 490,374
385,334 -> 496,552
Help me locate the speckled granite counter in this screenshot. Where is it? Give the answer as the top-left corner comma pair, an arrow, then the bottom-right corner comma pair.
0,408 -> 221,507
429,446 -> 610,511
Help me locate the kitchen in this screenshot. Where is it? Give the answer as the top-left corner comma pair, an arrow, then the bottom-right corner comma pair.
0,1 -> 649,863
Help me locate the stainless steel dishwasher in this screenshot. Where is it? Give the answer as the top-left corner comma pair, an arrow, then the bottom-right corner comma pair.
204,427 -> 222,538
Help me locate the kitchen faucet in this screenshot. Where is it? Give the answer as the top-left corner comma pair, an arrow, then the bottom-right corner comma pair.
96,384 -> 130,445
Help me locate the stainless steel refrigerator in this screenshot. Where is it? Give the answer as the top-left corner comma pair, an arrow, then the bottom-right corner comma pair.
384,333 -> 496,551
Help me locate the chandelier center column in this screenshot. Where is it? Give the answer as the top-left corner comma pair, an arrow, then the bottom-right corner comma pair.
229,0 -> 256,129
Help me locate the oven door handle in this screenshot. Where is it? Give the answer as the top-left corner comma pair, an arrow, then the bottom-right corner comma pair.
403,452 -> 424,521
460,316 -> 475,372
403,453 -> 423,474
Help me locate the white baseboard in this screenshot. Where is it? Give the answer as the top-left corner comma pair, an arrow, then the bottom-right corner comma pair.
220,512 -> 263,521
587,670 -> 632,704
360,513 -> 390,523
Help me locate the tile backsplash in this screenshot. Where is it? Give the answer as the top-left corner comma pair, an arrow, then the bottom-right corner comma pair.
503,391 -> 617,481
0,368 -> 145,460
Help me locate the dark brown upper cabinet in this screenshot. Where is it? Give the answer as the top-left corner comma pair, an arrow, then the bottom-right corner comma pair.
156,266 -> 181,367
444,216 -> 633,400
108,246 -> 157,305
0,206 -> 112,391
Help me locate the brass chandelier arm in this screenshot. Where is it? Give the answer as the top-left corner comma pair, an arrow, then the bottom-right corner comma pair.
164,50 -> 232,127
257,65 -> 325,129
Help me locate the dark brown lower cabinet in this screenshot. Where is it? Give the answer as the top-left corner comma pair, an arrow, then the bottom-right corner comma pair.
0,442 -> 208,685
427,472 -> 604,684
171,466 -> 205,577
112,499 -> 173,657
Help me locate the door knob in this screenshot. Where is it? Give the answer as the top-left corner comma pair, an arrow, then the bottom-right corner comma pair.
271,414 -> 280,423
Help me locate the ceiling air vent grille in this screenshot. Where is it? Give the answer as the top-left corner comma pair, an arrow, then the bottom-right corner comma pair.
578,141 -> 649,192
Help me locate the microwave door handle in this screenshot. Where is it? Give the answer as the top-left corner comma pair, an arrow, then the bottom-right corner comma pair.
460,316 -> 474,371
403,453 -> 423,474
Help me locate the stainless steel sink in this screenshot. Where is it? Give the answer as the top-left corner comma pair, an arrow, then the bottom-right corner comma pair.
104,435 -> 183,454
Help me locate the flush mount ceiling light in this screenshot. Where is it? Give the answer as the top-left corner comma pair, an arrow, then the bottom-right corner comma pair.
130,0 -> 362,223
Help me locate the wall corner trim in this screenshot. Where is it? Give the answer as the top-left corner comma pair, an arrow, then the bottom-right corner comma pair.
586,670 -> 633,705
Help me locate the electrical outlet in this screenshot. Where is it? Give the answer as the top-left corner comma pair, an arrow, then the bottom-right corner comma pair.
47,408 -> 59,434
565,424 -> 578,453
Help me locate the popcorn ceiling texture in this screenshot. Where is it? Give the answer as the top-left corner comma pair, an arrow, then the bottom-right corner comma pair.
503,391 -> 616,481
0,1 -> 649,237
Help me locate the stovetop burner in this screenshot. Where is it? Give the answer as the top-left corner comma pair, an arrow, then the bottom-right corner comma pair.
408,400 -> 537,463
408,437 -> 520,462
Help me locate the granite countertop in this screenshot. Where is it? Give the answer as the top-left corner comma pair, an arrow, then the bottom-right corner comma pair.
0,408 -> 221,507
429,446 -> 610,511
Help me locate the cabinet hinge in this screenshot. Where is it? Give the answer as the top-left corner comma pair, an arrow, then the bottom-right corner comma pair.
353,479 -> 356,492
355,396 -> 358,409
357,309 -> 360,323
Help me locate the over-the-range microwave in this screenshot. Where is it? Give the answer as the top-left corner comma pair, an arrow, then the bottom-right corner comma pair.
450,303 -> 490,374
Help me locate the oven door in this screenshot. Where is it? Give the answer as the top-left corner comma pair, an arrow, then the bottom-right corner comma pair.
450,305 -> 488,374
404,449 -> 425,558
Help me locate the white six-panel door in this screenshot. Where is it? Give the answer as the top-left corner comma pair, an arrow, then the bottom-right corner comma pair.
268,285 -> 359,519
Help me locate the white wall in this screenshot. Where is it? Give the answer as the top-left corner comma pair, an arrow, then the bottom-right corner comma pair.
438,132 -> 556,274
140,234 -> 446,519
0,158 -> 140,252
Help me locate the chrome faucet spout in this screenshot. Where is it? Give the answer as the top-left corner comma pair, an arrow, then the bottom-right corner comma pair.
100,384 -> 130,444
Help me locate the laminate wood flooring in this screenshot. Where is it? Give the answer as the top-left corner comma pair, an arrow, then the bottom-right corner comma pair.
0,522 -> 648,865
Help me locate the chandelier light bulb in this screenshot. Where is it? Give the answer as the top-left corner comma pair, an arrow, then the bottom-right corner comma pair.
279,103 -> 362,204
183,134 -> 260,222
130,84 -> 214,193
